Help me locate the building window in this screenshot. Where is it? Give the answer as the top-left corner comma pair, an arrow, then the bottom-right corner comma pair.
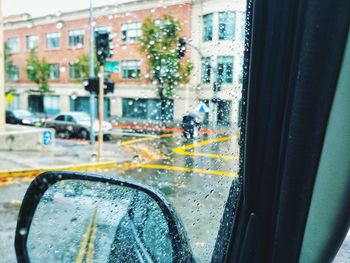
46,32 -> 60,49
203,13 -> 213,42
70,97 -> 110,118
7,65 -> 20,81
237,56 -> 244,84
122,98 -> 174,121
217,56 -> 234,84
95,26 -> 112,33
217,100 -> 231,126
202,57 -> 211,84
8,37 -> 19,53
49,64 -> 60,80
7,94 -> 20,110
121,22 -> 141,42
69,64 -> 81,80
239,12 -> 246,41
68,29 -> 84,47
44,96 -> 60,115
122,60 -> 141,79
219,12 -> 236,40
26,35 -> 39,50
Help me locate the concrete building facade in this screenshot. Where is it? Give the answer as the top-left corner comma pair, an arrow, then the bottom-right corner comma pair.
188,0 -> 245,126
4,0 -> 245,127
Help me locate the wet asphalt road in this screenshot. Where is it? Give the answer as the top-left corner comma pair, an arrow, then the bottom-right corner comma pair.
106,132 -> 240,261
0,131 -> 349,262
0,131 -> 239,262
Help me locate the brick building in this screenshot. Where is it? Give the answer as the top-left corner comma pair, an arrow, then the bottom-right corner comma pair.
4,0 -> 245,126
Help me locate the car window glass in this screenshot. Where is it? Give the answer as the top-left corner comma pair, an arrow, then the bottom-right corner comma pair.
66,115 -> 75,123
55,115 -> 65,121
1,0 -> 247,262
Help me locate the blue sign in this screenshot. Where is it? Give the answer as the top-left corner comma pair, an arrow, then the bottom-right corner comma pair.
43,131 -> 52,145
198,103 -> 210,113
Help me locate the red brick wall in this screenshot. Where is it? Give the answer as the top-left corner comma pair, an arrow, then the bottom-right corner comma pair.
4,3 -> 192,85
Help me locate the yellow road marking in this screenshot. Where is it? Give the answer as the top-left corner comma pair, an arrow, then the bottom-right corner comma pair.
76,211 -> 97,263
173,136 -> 240,160
121,133 -> 173,146
119,163 -> 238,177
0,162 -> 118,180
86,212 -> 97,263
0,134 -> 240,180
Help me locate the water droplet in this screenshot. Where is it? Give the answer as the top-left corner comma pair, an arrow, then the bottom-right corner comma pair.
56,21 -> 63,29
19,228 -> 27,236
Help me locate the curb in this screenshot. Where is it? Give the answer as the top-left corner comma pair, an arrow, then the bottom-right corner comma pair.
112,124 -> 217,134
0,161 -> 118,180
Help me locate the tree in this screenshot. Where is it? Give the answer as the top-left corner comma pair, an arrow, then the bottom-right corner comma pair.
140,15 -> 193,124
73,53 -> 99,82
4,42 -> 17,99
26,48 -> 50,94
4,42 -> 13,79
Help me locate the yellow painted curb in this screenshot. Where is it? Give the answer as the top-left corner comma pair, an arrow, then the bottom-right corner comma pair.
0,161 -> 118,180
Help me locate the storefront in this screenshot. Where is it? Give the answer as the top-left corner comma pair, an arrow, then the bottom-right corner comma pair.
122,98 -> 174,122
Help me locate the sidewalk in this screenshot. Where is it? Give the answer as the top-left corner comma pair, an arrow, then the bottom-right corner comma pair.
0,140 -> 136,179
111,122 -> 238,135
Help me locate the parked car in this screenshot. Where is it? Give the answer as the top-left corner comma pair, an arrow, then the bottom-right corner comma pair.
5,109 -> 44,127
45,112 -> 112,139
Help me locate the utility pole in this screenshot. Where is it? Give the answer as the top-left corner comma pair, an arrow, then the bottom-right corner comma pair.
0,0 -> 5,132
98,65 -> 104,161
89,0 -> 96,144
94,31 -> 112,161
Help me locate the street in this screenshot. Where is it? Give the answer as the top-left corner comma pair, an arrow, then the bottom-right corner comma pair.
0,129 -> 240,262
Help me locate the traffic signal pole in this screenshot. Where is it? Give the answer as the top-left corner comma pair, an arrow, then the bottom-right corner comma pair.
0,0 -> 5,132
89,0 -> 96,144
98,66 -> 104,161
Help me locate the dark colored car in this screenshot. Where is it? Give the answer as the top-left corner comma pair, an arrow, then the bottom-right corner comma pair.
45,112 -> 112,139
6,109 -> 44,127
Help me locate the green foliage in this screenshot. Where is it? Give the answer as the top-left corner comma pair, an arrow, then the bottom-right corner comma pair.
140,15 -> 193,98
74,53 -> 99,82
4,42 -> 13,79
26,48 -> 50,94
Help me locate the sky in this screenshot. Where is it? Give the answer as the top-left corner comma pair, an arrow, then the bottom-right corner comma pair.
3,0 -> 127,17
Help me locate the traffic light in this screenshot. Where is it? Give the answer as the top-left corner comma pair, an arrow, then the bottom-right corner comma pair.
95,32 -> 112,65
104,79 -> 115,94
84,77 -> 114,95
177,37 -> 186,58
84,77 -> 98,93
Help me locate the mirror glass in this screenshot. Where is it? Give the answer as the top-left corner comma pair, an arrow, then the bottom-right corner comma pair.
26,179 -> 173,262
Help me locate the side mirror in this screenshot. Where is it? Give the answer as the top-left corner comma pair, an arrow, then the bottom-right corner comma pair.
15,171 -> 195,263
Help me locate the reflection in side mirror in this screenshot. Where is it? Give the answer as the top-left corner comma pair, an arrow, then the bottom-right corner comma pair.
15,172 -> 195,263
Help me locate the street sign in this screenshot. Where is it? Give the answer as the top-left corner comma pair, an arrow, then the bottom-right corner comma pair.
198,102 -> 210,113
43,131 -> 52,145
105,61 -> 120,72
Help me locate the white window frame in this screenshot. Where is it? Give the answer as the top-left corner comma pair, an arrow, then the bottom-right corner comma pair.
8,37 -> 20,53
121,22 -> 141,43
26,35 -> 39,51
46,32 -> 60,49
68,29 -> 84,48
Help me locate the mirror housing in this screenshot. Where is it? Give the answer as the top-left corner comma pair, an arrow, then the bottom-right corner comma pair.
15,171 -> 195,263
